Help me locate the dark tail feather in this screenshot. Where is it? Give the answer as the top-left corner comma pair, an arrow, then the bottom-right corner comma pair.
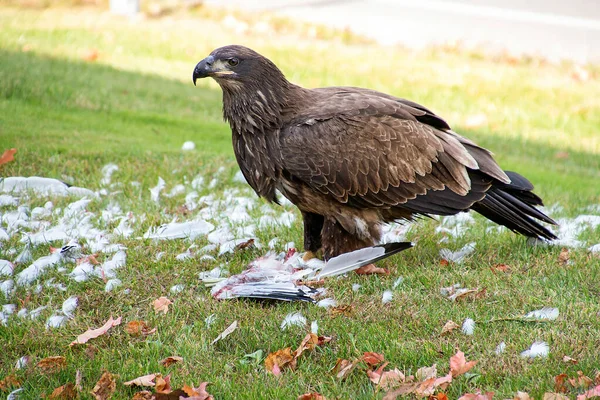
471,171 -> 557,240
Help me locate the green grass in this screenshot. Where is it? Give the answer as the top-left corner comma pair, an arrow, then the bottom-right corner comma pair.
1,6 -> 600,400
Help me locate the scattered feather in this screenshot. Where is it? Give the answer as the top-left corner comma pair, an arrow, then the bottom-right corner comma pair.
352,283 -> 361,292
15,356 -> 30,369
525,307 -> 559,321
281,312 -> 307,330
382,290 -> 393,304
311,320 -> 318,334
495,341 -> 506,355
170,284 -> 185,294
316,298 -> 337,309
143,219 -> 214,240
392,276 -> 404,289
211,320 -> 238,345
181,141 -> 195,151
205,313 -> 216,327
46,315 -> 68,329
104,279 -> 122,292
521,341 -> 549,358
440,242 -> 476,263
462,318 -> 475,335
61,296 -> 78,318
0,260 -> 14,276
149,177 -> 165,203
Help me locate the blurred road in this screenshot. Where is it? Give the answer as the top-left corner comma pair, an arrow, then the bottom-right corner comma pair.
206,0 -> 600,62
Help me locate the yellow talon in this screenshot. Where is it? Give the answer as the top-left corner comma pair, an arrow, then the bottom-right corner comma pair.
302,251 -> 318,262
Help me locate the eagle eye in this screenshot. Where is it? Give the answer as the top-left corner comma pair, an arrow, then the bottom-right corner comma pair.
227,57 -> 239,67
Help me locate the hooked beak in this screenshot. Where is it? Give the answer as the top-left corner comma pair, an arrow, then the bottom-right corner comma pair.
192,55 -> 214,86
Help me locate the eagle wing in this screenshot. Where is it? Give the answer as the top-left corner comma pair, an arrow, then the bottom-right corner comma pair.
280,90 -> 509,215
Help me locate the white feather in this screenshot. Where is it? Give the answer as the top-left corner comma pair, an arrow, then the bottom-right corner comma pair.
392,277 -> 404,289
439,242 -> 476,263
61,296 -> 78,318
182,141 -> 195,151
311,320 -> 319,334
462,318 -> 475,335
149,177 -> 165,203
15,356 -> 30,369
46,315 -> 68,329
205,313 -> 217,327
521,341 -> 549,358
495,341 -> 506,355
280,312 -> 307,330
316,298 -> 337,308
170,284 -> 185,294
7,388 -> 24,400
382,290 -> 394,304
0,260 -> 14,276
315,246 -> 385,279
352,284 -> 362,292
3,304 -> 16,314
104,279 -> 122,292
144,219 -> 214,240
525,307 -> 559,321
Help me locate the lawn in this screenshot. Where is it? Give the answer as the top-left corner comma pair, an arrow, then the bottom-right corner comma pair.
1,5 -> 600,400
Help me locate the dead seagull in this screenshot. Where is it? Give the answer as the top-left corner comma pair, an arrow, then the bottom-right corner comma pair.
207,241 -> 412,302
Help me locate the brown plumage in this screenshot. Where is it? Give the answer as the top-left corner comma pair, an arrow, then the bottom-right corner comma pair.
193,45 -> 557,259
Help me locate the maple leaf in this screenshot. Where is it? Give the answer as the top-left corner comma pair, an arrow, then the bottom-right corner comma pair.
183,382 -> 214,400
132,391 -> 154,400
415,365 -> 437,381
0,374 -> 21,390
0,148 -> 17,166
37,356 -> 67,374
91,371 -> 116,400
155,374 -> 171,394
159,356 -> 183,367
367,363 -> 406,390
211,320 -> 238,345
555,374 -> 569,393
440,320 -> 459,335
332,358 -> 361,380
153,297 -> 173,314
450,350 -> 477,377
362,352 -> 385,367
125,320 -> 157,336
298,393 -> 326,400
382,383 -> 420,400
48,383 -> 77,399
355,263 -> 389,275
124,374 -> 159,387
543,394 -> 570,400
434,394 -> 449,400
458,390 -> 494,400
265,348 -> 295,376
70,316 -> 122,346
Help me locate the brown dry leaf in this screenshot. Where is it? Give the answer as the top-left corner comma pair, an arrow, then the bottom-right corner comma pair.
563,355 -> 578,364
298,393 -> 326,400
0,148 -> 17,166
577,385 -> 600,400
433,373 -> 453,391
125,320 -> 157,337
85,346 -> 99,360
555,374 -> 569,393
578,371 -> 594,389
77,254 -> 100,265
559,248 -> 570,265
332,358 -> 360,380
48,383 -> 77,399
70,316 -> 122,346
434,394 -> 449,400
0,374 -> 21,390
154,374 -> 171,394
367,364 -> 405,391
414,378 -> 437,397
132,391 -> 154,400
382,383 -> 419,399
91,371 -> 116,400
82,49 -> 99,62
124,373 -> 158,387
329,304 -> 353,317
210,320 -> 238,345
492,263 -> 511,273
441,320 -> 459,335
415,364 -> 437,381
37,356 -> 67,374
355,263 -> 389,275
514,392 -> 531,400
159,356 -> 183,367
439,259 -> 450,267
182,382 -> 214,400
450,350 -> 477,377
153,297 -> 173,314
543,394 -> 570,400
236,238 -> 255,250
458,390 -> 494,400
265,348 -> 294,376
362,352 -> 385,367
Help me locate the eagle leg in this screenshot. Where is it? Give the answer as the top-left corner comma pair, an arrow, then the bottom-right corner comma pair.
321,217 -> 377,261
302,211 -> 324,259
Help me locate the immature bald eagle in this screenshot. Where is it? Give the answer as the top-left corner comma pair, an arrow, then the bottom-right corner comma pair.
193,45 -> 556,260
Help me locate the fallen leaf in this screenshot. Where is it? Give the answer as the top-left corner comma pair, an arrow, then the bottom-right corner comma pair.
562,355 -> 578,364
441,320 -> 459,335
91,371 -> 116,400
48,383 -> 77,399
70,316 -> 122,346
211,320 -> 238,345
367,364 -> 405,390
577,385 -> 600,400
458,390 -> 494,400
433,373 -> 453,390
0,374 -> 21,390
0,148 -> 17,166
132,392 -> 154,400
558,248 -> 570,265
159,356 -> 183,367
434,394 -> 449,400
543,394 -> 570,400
37,356 -> 67,374
355,263 -> 389,275
492,263 -> 511,273
382,383 -> 420,399
363,352 -> 385,367
183,382 -> 214,400
514,392 -> 531,400
450,350 -> 478,377
124,373 -> 158,387
153,297 -> 173,314
298,393 -> 326,400
265,348 -> 294,376
415,364 -> 437,381
75,370 -> 83,391
236,238 -> 255,250
125,320 -> 157,336
448,288 -> 480,301
329,304 -> 353,317
555,373 -> 569,393
154,374 -> 171,394
332,358 -> 361,380
77,254 -> 100,265
439,259 -> 450,266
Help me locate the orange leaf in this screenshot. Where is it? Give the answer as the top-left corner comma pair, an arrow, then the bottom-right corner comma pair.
355,263 -> 389,275
265,348 -> 294,376
458,390 -> 494,400
159,356 -> 183,367
70,316 -> 122,346
91,371 -> 116,400
125,320 -> 156,336
363,352 -> 385,366
0,374 -> 21,390
183,382 -> 214,400
0,148 -> 17,166
555,374 -> 569,393
298,393 -> 326,400
155,374 -> 171,394
450,350 -> 477,377
48,383 -> 77,399
153,297 -> 173,314
37,356 -> 67,374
